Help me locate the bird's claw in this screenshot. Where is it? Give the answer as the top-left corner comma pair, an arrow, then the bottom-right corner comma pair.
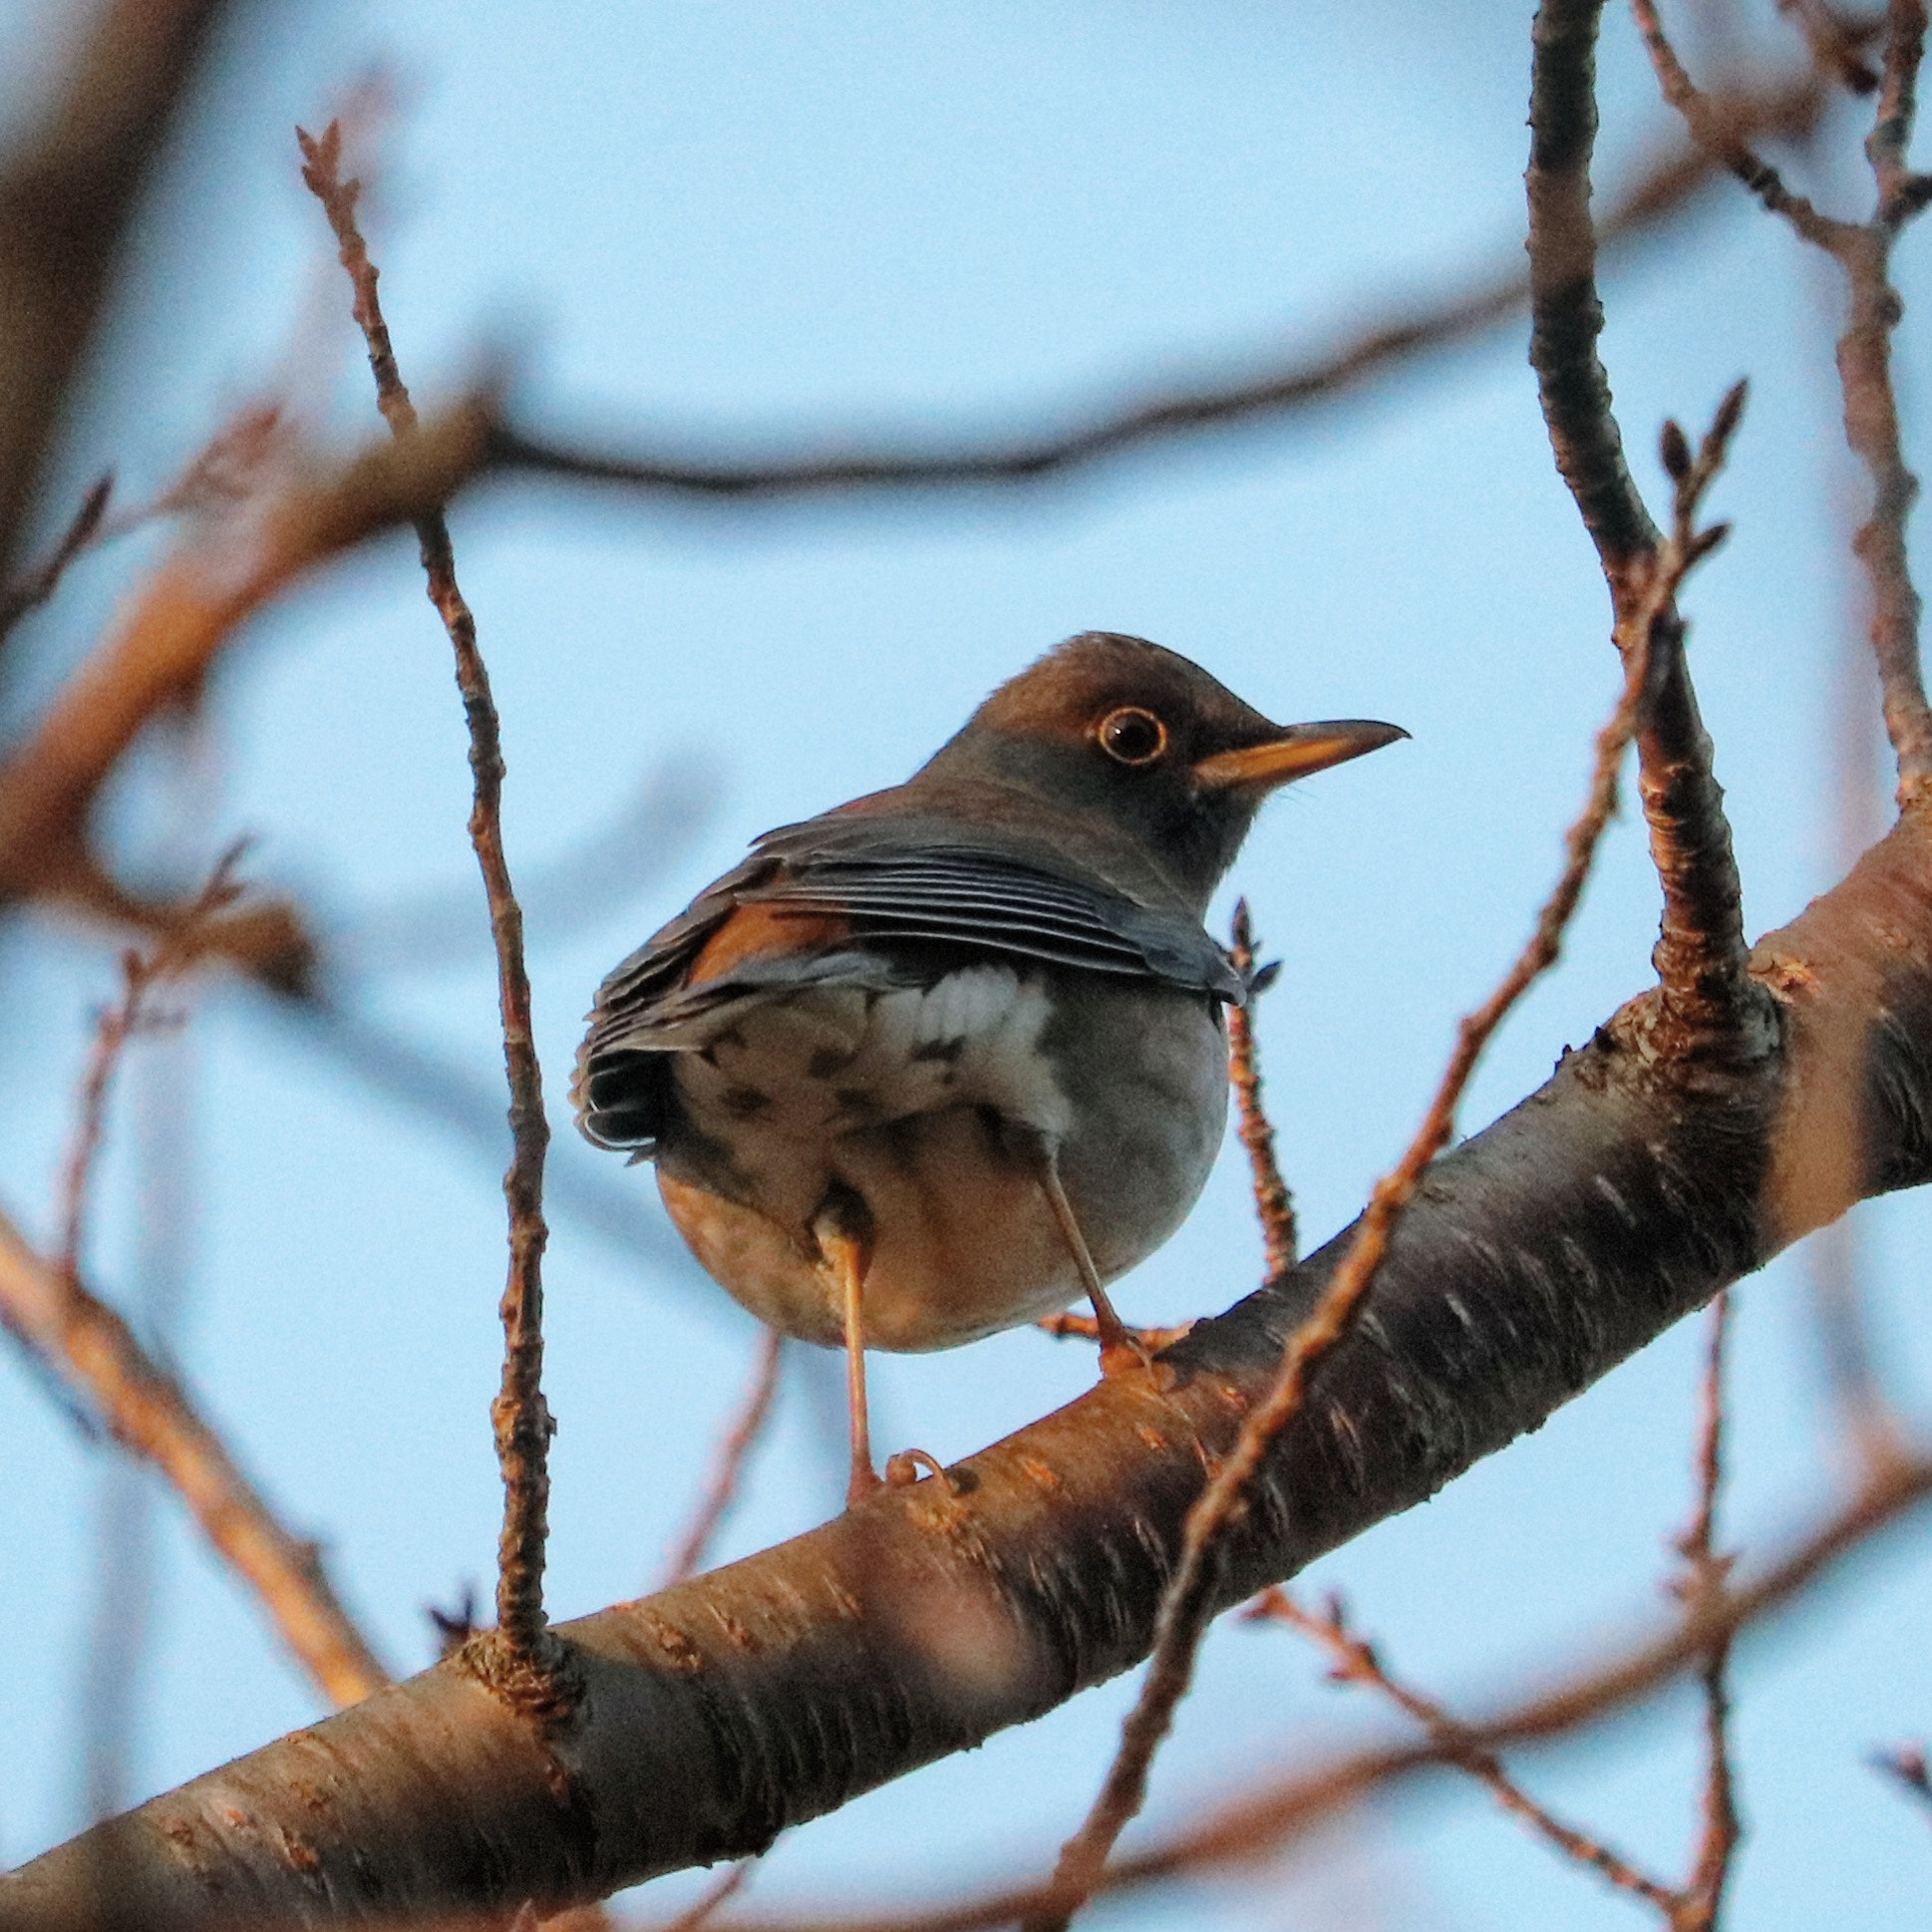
1098,1331 -> 1157,1379
885,1448 -> 950,1487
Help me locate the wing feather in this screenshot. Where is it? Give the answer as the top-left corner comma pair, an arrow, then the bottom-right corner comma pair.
573,840 -> 1237,1151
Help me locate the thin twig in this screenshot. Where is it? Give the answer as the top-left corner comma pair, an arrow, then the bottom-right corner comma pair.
1671,1294 -> 1741,1932
1032,587 -> 1666,1932
662,1328 -> 786,1587
299,120 -> 567,1718
1226,900 -> 1296,1278
1871,1742 -> 1932,1820
1778,0 -> 1883,94
0,476 -> 112,643
0,1203 -> 388,1707
54,852 -> 243,1287
1246,1588 -> 1682,1915
1632,0 -> 1932,805
488,96 -> 1818,509
1637,389 -> 1766,1052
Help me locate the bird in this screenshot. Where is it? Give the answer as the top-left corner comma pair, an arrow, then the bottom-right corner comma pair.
574,632 -> 1404,1507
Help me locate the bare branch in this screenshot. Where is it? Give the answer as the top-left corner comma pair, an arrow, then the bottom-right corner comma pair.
300,120 -> 566,1722
1673,1295 -> 1741,1932
0,1206 -> 388,1709
1778,0 -> 1883,93
1870,0 -> 1930,206
1532,8 -> 1764,1055
1529,0 -> 1664,583
0,0 -> 233,588
0,399 -> 494,915
1246,1588 -> 1681,1915
1227,901 -> 1296,1278
1630,4 -> 1848,243
486,100 -> 1817,510
53,852 -> 244,1285
1632,0 -> 1932,805
662,1328 -> 786,1588
1631,389 -> 1766,1054
0,475 -> 112,643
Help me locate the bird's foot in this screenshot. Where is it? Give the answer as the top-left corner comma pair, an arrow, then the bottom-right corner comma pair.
884,1448 -> 950,1487
1098,1330 -> 1157,1380
847,1448 -> 952,1506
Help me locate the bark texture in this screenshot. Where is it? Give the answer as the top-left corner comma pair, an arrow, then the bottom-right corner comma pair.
6,808 -> 1931,1927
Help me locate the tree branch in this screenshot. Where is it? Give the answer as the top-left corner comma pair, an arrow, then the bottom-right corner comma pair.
1532,2 -> 1765,1060
1226,902 -> 1296,1279
0,399 -> 493,920
1245,1588 -> 1681,1916
0,1206 -> 388,1711
1632,0 -> 1932,805
299,121 -> 566,1721
1673,1294 -> 1740,1932
1529,0 -> 1663,583
485,97 -> 1817,510
0,0 -> 232,589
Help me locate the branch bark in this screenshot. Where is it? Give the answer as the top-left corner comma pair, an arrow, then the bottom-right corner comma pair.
6,794 -> 1932,1925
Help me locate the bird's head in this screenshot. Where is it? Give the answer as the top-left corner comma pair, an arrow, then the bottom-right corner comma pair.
916,631 -> 1406,907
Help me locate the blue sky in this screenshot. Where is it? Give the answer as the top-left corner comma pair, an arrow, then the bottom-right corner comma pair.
3,3 -> 1932,1926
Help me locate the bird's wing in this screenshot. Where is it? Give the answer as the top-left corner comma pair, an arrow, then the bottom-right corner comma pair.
742,847 -> 1238,986
572,841 -> 1237,1153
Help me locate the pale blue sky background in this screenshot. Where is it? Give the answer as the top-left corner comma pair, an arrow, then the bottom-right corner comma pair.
3,2 -> 1932,1926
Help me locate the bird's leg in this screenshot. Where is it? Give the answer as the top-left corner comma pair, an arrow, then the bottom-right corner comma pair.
815,1192 -> 941,1504
816,1212 -> 883,1507
1032,1146 -> 1154,1380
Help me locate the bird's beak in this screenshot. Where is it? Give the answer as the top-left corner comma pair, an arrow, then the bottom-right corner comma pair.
1193,719 -> 1409,793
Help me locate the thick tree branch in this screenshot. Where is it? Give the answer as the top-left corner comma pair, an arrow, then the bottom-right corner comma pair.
10,792 -> 1932,1924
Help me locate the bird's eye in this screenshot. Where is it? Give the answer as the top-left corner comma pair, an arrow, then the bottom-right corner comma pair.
1097,707 -> 1168,767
